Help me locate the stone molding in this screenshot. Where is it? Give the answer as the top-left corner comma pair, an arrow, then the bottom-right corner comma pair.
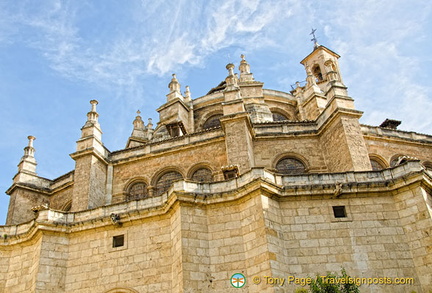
1,161 -> 430,245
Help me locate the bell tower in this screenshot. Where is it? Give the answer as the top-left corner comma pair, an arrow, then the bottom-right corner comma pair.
293,30 -> 372,172
300,44 -> 347,99
293,30 -> 353,121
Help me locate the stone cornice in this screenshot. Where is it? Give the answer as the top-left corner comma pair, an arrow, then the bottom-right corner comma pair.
219,111 -> 255,137
300,45 -> 341,65
69,146 -> 110,164
1,162 -> 430,246
6,182 -> 51,196
156,97 -> 190,113
362,124 -> 432,145
110,130 -> 225,165
6,179 -> 74,197
316,106 -> 363,133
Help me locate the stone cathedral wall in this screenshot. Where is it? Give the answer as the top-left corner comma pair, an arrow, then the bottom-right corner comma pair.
1,164 -> 431,292
3,45 -> 432,293
363,126 -> 432,166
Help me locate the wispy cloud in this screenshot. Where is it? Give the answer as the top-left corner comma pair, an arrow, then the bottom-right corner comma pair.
319,0 -> 432,133
1,0 -> 431,132
0,0 -> 294,95
1,0 -> 432,224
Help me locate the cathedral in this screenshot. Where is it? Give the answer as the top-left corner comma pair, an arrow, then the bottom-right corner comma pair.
1,42 -> 431,293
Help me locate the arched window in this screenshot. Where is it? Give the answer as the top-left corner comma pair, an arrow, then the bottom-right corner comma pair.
272,112 -> 289,122
203,114 -> 223,129
127,182 -> 148,201
61,200 -> 72,212
155,171 -> 183,196
276,158 -> 306,175
105,288 -> 140,293
370,159 -> 385,171
312,65 -> 323,82
191,168 -> 213,182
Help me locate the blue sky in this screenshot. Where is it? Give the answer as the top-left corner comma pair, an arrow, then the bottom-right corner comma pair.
1,0 -> 431,224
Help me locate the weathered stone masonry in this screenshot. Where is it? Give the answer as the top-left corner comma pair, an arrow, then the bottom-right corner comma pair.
1,44 -> 432,293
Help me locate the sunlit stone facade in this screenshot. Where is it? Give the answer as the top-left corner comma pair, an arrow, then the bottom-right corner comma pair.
1,45 -> 432,293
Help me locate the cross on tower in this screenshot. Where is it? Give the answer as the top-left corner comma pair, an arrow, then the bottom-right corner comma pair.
310,28 -> 319,48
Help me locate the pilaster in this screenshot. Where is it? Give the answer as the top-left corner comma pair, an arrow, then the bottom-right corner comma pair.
318,102 -> 372,172
221,63 -> 255,174
238,55 -> 272,123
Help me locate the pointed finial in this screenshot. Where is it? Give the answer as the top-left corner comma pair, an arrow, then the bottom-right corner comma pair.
184,85 -> 192,101
16,135 -> 38,176
310,28 -> 319,49
132,109 -> 144,130
86,100 -> 100,123
23,135 -> 37,158
90,100 -> 98,112
27,135 -> 36,148
168,73 -> 181,93
226,63 -> 235,76
76,100 -> 103,151
147,118 -> 153,130
239,54 -> 253,81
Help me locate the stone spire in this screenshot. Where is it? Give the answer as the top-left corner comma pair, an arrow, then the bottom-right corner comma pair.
130,110 -> 146,139
167,74 -> 184,101
239,54 -> 254,82
75,100 -> 104,154
11,135 -> 40,185
225,63 -> 239,91
226,63 -> 235,77
17,135 -> 37,175
84,100 -> 100,127
147,118 -> 153,130
184,86 -> 192,102
168,74 -> 181,93
126,112 -> 155,148
147,118 -> 154,137
70,100 -> 108,212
